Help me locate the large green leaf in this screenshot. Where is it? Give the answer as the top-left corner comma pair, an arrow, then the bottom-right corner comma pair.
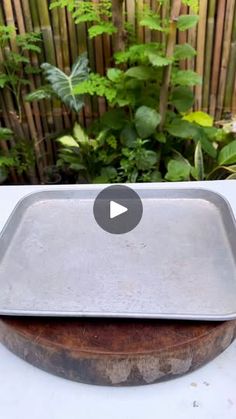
0,73 -> 9,88
147,53 -> 172,67
88,23 -> 116,38
25,85 -> 54,102
0,156 -> 15,167
200,135 -> 217,158
125,66 -> 157,80
73,123 -> 89,143
172,70 -> 202,86
135,106 -> 161,139
101,109 -> 126,130
165,160 -> 191,181
171,87 -> 195,112
183,111 -> 213,127
107,68 -> 124,83
193,141 -> 204,180
166,119 -> 200,139
135,150 -> 158,170
41,53 -> 89,112
174,44 -> 196,60
93,167 -> 118,183
120,124 -> 137,148
139,16 -> 166,32
218,140 -> 236,165
177,15 -> 199,31
57,135 -> 79,148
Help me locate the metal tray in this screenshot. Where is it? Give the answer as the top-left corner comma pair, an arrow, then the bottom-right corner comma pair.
0,187 -> 236,320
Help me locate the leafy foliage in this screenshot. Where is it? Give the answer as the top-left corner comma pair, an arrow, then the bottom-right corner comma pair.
183,111 -> 213,127
177,15 -> 199,31
171,69 -> 202,86
4,0 -> 234,185
50,0 -> 116,38
25,85 -> 54,102
0,26 -> 42,119
174,44 -> 196,60
26,54 -> 90,112
41,54 -> 89,112
0,128 -> 35,183
182,0 -> 199,13
171,87 -> 195,112
135,106 -> 161,139
218,141 -> 236,166
0,128 -> 13,141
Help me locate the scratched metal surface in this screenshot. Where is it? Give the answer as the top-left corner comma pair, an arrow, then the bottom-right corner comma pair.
0,187 -> 236,320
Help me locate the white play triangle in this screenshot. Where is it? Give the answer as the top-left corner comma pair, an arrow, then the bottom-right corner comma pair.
110,201 -> 128,219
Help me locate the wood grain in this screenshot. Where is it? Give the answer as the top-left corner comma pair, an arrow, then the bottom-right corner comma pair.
0,317 -> 235,386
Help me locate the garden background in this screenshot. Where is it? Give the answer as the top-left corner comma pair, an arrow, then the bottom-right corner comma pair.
0,0 -> 235,184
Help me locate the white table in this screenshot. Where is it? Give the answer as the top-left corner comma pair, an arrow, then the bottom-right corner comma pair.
0,181 -> 236,419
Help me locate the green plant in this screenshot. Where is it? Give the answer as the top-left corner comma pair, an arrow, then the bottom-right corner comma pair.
0,128 -> 36,183
0,128 -> 15,183
50,0 -> 116,38
30,0 -> 236,183
0,26 -> 42,120
25,53 -> 89,113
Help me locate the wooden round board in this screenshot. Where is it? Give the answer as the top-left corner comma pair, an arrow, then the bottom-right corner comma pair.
0,318 -> 235,386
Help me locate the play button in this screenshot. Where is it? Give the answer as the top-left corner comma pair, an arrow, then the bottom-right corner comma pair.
93,185 -> 143,234
110,201 -> 128,219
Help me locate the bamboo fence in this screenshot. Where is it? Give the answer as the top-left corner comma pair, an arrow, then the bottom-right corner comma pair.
0,0 -> 235,183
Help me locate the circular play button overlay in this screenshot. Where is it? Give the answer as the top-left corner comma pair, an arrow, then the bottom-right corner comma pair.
93,185 -> 143,235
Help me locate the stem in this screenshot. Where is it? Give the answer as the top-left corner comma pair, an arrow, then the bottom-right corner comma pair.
159,0 -> 182,130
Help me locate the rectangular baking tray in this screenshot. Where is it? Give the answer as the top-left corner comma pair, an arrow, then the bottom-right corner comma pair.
0,187 -> 236,320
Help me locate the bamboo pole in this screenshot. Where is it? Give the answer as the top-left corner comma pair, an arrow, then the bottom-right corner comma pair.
2,0 -> 17,51
93,0 -> 106,117
66,8 -> 78,125
144,0 -> 152,43
21,0 -> 50,142
59,7 -> 70,75
232,76 -> 236,115
159,0 -> 182,129
209,0 -> 226,117
12,0 -> 44,181
126,0 -> 135,35
50,6 -> 64,131
187,6 -> 197,72
29,0 -> 55,133
0,1 -> 25,141
136,0 -> 144,42
66,9 -> 78,63
224,3 -> 236,113
216,0 -> 235,119
178,4 -> 188,71
195,0 -> 208,110
161,0 -> 170,45
202,0 -> 216,112
13,0 -> 47,164
30,0 -> 59,167
112,0 -> 126,52
150,0 -> 161,43
58,7 -> 71,128
36,0 -> 66,139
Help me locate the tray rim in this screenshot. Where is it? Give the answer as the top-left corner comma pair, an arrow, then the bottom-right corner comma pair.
0,184 -> 235,236
1,185 -> 236,321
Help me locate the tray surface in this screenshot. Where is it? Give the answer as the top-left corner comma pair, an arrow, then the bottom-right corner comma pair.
0,187 -> 236,320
